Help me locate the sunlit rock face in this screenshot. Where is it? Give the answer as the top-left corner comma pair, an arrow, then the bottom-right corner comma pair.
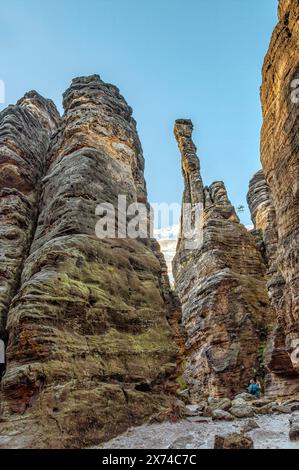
247,170 -> 278,268
173,119 -> 275,400
0,92 -> 60,343
251,0 -> 299,395
0,76 -> 182,448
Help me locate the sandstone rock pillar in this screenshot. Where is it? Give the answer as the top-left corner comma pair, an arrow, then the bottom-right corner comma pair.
0,92 -> 60,342
173,120 -> 275,399
0,76 -> 180,448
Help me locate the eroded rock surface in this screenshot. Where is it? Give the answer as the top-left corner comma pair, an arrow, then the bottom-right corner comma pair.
248,169 -> 299,397
261,0 -> 299,372
246,0 -> 299,397
0,92 -> 60,344
173,119 -> 275,400
0,76 -> 181,448
247,170 -> 278,269
214,432 -> 254,449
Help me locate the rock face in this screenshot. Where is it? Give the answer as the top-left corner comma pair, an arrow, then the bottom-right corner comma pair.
0,75 -> 181,448
247,170 -> 278,269
0,92 -> 60,347
248,170 -> 299,397
261,0 -> 299,369
247,0 -> 299,397
173,119 -> 275,399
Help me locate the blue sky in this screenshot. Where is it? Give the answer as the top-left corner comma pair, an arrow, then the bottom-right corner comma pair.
0,0 -> 277,226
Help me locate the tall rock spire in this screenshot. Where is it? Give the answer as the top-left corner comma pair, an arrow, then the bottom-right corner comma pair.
173,120 -> 275,399
0,76 -> 181,448
174,119 -> 204,205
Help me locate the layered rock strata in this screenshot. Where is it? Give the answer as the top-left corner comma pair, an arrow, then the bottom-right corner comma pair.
0,76 -> 181,448
247,170 -> 299,396
173,119 -> 275,399
247,170 -> 278,269
258,0 -> 299,394
0,92 -> 60,345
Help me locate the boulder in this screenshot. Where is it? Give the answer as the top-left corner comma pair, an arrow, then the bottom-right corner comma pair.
230,404 -> 254,418
212,409 -> 234,421
289,413 -> 299,441
241,419 -> 260,433
276,399 -> 299,413
185,404 -> 202,416
253,403 -> 273,415
234,393 -> 256,402
251,398 -> 273,408
232,397 -> 247,407
272,404 -> 292,414
208,397 -> 232,411
214,433 -> 254,449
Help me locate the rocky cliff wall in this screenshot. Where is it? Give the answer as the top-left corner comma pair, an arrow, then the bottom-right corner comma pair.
247,170 -> 278,269
247,170 -> 299,396
0,76 -> 181,448
173,0 -> 299,401
258,0 -> 299,394
173,120 -> 275,400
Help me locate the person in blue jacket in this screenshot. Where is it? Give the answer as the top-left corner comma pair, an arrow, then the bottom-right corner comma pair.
248,379 -> 260,398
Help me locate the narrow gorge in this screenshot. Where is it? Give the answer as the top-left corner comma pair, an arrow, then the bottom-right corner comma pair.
0,0 -> 298,449
172,0 -> 299,408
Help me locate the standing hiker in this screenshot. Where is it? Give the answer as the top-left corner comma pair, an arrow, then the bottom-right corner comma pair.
248,379 -> 260,398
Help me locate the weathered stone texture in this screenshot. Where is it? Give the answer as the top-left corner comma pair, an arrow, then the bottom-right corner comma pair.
0,92 -> 60,342
173,120 -> 275,400
247,169 -> 299,396
258,0 -> 299,392
0,76 -> 180,448
247,170 -> 278,269
214,432 -> 254,449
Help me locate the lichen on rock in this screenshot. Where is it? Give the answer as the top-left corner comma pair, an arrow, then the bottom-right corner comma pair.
247,0 -> 299,397
0,76 -> 182,448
